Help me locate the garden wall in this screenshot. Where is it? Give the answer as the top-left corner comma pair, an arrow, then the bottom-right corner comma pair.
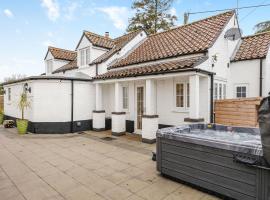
214,97 -> 262,127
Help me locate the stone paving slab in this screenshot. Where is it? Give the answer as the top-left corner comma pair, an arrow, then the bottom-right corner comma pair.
0,127 -> 221,200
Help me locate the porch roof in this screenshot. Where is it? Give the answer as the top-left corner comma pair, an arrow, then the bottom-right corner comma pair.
94,55 -> 209,80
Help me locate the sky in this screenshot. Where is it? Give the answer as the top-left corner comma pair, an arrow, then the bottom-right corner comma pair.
0,0 -> 269,82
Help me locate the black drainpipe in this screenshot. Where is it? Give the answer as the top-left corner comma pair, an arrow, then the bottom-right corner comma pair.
96,64 -> 98,76
210,73 -> 214,123
70,80 -> 74,133
260,59 -> 263,97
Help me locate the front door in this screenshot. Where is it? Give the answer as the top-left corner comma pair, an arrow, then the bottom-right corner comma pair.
136,86 -> 144,130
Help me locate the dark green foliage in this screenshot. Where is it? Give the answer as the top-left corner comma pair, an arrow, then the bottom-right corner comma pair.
127,0 -> 177,34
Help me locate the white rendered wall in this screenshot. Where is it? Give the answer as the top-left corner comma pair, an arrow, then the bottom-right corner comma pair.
199,14 -> 240,80
73,82 -> 95,121
44,52 -> 70,74
3,82 -> 33,121
4,80 -> 94,123
228,59 -> 261,98
264,49 -> 270,96
77,35 -> 108,69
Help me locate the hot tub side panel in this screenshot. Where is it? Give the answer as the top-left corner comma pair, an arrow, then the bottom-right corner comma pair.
157,137 -> 269,200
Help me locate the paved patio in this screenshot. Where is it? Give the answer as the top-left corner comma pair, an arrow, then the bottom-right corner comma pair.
0,126 -> 220,200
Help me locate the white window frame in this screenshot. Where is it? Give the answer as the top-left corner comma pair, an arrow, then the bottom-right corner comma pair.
122,86 -> 129,111
174,81 -> 189,112
79,47 -> 90,67
235,84 -> 248,98
214,81 -> 227,100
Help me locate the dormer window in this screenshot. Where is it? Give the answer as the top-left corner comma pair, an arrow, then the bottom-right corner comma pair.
46,59 -> 53,74
79,47 -> 90,66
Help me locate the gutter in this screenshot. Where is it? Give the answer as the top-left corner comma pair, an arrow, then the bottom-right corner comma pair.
260,59 -> 263,97
1,76 -> 92,86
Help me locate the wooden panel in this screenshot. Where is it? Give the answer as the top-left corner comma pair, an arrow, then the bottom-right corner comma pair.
214,98 -> 262,127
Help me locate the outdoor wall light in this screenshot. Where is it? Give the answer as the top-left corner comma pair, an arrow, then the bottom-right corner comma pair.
24,83 -> 31,93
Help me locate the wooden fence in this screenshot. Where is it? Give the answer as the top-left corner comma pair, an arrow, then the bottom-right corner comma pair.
0,95 -> 3,111
214,97 -> 262,127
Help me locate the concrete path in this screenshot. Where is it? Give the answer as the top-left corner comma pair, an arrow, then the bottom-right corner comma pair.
0,127 -> 220,200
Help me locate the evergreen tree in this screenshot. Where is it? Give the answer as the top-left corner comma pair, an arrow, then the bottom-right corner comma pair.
127,0 -> 177,34
254,21 -> 270,33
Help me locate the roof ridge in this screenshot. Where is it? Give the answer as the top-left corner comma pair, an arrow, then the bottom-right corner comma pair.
149,10 -> 235,38
48,46 -> 76,53
113,29 -> 142,41
242,31 -> 270,39
84,30 -> 114,41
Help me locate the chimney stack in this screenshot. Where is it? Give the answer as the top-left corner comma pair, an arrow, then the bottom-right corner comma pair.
105,32 -> 109,38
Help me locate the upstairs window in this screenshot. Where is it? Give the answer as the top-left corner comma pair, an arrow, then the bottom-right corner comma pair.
79,47 -> 90,66
236,85 -> 247,98
47,60 -> 53,74
122,86 -> 129,110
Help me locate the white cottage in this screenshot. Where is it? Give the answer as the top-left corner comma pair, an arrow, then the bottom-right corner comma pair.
2,11 -> 270,142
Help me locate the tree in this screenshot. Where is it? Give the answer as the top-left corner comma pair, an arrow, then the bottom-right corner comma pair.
254,21 -> 270,33
4,74 -> 26,83
127,0 -> 177,34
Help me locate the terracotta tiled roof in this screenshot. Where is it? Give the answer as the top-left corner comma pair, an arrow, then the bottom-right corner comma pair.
91,30 -> 142,65
110,11 -> 235,69
94,55 -> 207,80
48,47 -> 76,61
52,59 -> 78,74
233,31 -> 270,61
84,31 -> 115,49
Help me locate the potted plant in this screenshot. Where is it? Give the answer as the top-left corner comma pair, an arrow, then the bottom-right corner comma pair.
17,92 -> 30,135
0,108 -> 4,124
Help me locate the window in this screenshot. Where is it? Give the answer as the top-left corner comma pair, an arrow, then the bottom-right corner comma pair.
214,83 -> 218,100
123,86 -> 128,110
236,85 -> 247,98
175,82 -> 189,110
176,83 -> 184,108
219,84 -> 222,99
214,82 -> 226,100
47,60 -> 53,73
8,88 -> 11,101
223,84 -> 226,99
79,48 -> 90,66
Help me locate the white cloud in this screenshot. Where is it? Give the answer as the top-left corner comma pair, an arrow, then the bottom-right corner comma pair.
42,40 -> 54,47
169,7 -> 177,16
98,6 -> 130,30
3,9 -> 14,18
64,2 -> 80,20
41,0 -> 60,21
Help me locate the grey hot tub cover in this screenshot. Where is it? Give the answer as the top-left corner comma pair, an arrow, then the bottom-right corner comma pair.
258,95 -> 270,165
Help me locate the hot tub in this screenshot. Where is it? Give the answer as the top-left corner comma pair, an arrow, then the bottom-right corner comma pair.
156,124 -> 270,200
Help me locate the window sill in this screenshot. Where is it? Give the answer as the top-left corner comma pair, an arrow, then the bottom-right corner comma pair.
172,109 -> 189,113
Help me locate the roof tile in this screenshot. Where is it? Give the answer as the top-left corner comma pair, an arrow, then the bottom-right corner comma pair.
110,11 -> 235,69
95,55 -> 206,80
48,47 -> 76,61
233,31 -> 270,61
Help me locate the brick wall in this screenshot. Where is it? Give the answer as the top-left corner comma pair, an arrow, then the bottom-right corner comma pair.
214,97 -> 262,127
